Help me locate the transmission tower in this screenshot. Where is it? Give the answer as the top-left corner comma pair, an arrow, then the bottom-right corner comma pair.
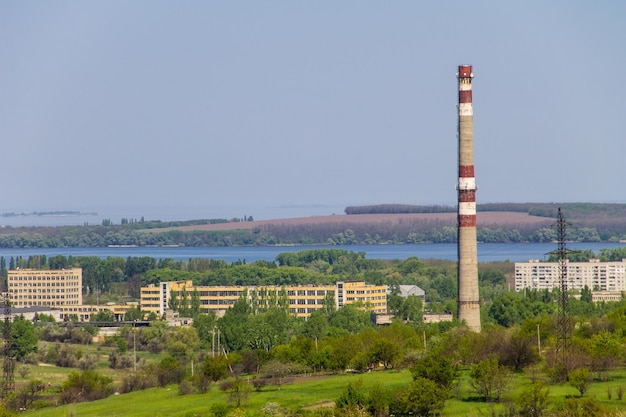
1,295 -> 14,399
552,208 -> 574,379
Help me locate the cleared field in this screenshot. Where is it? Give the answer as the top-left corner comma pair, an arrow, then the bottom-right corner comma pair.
146,212 -> 553,234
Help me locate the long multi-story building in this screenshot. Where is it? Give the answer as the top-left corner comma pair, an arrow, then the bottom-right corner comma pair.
7,268 -> 83,308
515,258 -> 626,292
140,280 -> 387,318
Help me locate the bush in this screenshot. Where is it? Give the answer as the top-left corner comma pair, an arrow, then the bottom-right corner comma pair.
109,350 -> 134,369
119,368 -> 158,394
210,403 -> 231,417
55,344 -> 82,368
252,378 -> 269,392
59,370 -> 114,404
191,373 -> 211,394
78,353 -> 98,371
178,380 -> 196,396
157,356 -> 185,387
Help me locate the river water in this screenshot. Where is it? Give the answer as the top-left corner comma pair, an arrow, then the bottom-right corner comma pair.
1,242 -> 624,263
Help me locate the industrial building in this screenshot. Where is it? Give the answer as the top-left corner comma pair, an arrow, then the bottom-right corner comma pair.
7,268 -> 83,308
140,280 -> 388,318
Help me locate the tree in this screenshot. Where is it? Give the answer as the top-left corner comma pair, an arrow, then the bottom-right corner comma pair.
585,331 -> 623,381
568,368 -> 591,397
218,298 -> 250,352
367,337 -> 402,369
329,304 -> 372,334
90,310 -> 115,322
304,310 -> 328,350
470,359 -> 510,402
156,356 -> 185,387
261,360 -> 292,390
166,326 -> 200,363
124,307 -> 143,321
9,316 -> 38,361
366,383 -> 391,417
193,312 -> 217,348
398,296 -> 424,323
411,349 -> 457,389
497,328 -> 540,372
335,380 -> 366,412
220,377 -> 249,408
190,289 -> 201,317
515,382 -> 550,417
391,377 -> 448,417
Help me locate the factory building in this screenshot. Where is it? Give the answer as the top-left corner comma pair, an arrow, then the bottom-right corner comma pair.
7,268 -> 83,308
140,280 -> 387,318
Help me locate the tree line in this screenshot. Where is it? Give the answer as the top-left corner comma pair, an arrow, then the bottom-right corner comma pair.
0,204 -> 626,249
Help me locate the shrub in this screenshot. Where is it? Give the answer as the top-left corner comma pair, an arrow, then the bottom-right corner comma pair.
119,368 -> 158,394
59,370 -> 114,404
109,351 -> 134,369
178,380 -> 196,396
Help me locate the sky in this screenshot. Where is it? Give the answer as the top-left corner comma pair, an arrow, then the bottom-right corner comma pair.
1,1 -> 625,222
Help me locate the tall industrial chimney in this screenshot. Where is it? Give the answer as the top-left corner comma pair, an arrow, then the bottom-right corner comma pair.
457,65 -> 481,332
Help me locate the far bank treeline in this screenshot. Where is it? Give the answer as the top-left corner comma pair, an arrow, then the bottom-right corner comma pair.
0,203 -> 625,248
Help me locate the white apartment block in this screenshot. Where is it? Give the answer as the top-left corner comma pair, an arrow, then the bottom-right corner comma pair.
515,259 -> 626,292
7,268 -> 83,308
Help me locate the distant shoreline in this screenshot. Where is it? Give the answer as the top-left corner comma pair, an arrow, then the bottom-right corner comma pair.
0,211 -> 98,217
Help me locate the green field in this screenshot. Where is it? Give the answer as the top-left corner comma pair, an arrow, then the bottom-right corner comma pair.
19,366 -> 626,417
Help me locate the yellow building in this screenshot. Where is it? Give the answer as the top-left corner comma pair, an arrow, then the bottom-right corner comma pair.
7,268 -> 83,308
140,280 -> 387,318
56,302 -> 139,322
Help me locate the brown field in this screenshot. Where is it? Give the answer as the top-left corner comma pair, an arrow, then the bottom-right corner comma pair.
146,212 -> 553,233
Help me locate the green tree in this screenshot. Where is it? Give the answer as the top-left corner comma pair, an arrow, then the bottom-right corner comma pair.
568,368 -> 591,397
124,307 -> 143,321
335,380 -> 366,412
515,382 -> 550,417
411,349 -> 457,389
166,326 -> 200,363
398,296 -> 423,323
391,377 -> 448,417
192,312 -> 217,348
90,310 -> 115,322
9,316 -> 38,360
218,298 -> 250,352
202,355 -> 230,382
470,359 -> 510,402
367,337 -> 402,369
366,383 -> 391,417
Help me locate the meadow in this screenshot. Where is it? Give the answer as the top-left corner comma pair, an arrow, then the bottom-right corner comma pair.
18,359 -> 626,417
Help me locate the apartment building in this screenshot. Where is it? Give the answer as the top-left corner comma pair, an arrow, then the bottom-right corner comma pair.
515,258 -> 626,292
7,268 -> 83,308
140,280 -> 387,318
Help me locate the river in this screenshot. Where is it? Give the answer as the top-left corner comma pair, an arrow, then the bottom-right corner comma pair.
0,242 -> 624,263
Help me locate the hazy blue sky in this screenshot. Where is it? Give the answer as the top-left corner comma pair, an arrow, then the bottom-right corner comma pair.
1,1 -> 624,220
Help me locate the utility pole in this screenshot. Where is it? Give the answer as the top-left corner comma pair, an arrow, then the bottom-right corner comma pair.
537,323 -> 541,354
1,296 -> 14,400
133,319 -> 137,373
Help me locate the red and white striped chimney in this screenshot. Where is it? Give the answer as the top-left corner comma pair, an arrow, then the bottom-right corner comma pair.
457,65 -> 481,332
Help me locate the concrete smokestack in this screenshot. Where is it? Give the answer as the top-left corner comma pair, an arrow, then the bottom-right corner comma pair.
457,65 -> 481,332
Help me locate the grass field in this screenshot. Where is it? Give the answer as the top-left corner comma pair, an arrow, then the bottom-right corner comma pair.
19,365 -> 626,417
